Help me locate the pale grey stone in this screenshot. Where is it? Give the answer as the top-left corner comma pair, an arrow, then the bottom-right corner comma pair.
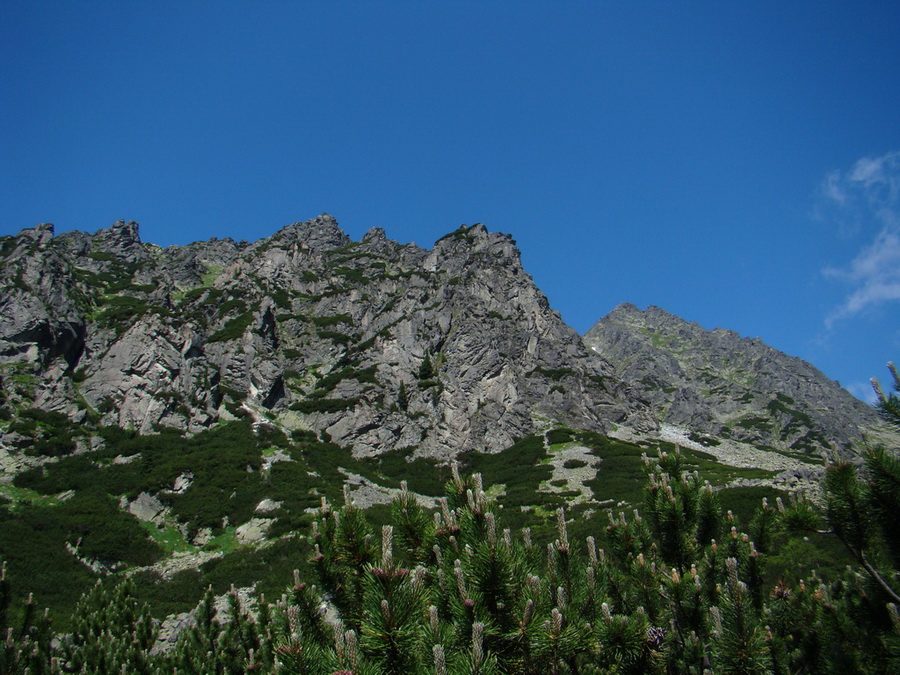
583,303 -> 893,456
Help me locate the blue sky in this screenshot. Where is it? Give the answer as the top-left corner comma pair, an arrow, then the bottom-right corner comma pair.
2,2 -> 899,402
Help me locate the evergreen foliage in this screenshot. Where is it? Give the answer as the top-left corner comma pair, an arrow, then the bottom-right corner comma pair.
813,363 -> 900,607
418,353 -> 435,381
0,562 -> 54,674
1,367 -> 900,672
62,578 -> 157,673
872,362 -> 900,430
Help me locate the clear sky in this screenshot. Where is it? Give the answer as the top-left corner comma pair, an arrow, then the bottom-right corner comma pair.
2,2 -> 899,403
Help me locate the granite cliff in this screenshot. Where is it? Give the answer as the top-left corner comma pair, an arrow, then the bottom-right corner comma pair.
0,216 -> 655,458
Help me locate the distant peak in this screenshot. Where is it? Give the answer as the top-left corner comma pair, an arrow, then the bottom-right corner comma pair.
282,213 -> 340,231
313,213 -> 337,225
609,304 -> 683,323
433,222 -> 509,247
599,303 -> 649,324
644,305 -> 681,320
290,213 -> 340,229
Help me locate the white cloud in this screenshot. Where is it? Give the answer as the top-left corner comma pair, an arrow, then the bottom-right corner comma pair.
822,151 -> 900,327
847,151 -> 900,196
849,156 -> 886,184
822,170 -> 848,205
845,380 -> 878,405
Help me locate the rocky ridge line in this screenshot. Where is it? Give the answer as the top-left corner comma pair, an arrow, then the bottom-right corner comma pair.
0,216 -> 655,458
584,302 -> 893,457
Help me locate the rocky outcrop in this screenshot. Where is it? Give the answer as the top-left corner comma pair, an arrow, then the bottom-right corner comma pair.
583,303 -> 891,456
6,216 -> 887,460
0,216 -> 654,457
127,492 -> 167,524
0,223 -> 86,372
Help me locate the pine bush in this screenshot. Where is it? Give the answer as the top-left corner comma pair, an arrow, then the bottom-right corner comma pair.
2,366 -> 900,672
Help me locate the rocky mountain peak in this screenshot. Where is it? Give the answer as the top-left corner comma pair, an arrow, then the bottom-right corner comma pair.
0,217 -> 654,457
1,217 -> 887,461
267,213 -> 351,251
584,303 -> 890,456
363,227 -> 387,242
91,220 -> 146,262
609,304 -> 697,332
426,224 -> 522,277
17,222 -> 55,246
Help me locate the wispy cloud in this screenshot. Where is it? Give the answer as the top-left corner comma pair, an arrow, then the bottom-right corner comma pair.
845,380 -> 878,405
822,151 -> 900,329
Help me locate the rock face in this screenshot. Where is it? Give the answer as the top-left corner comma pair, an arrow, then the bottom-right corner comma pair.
583,303 -> 889,455
0,216 -> 654,457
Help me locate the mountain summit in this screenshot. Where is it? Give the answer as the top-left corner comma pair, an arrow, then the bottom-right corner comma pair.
0,216 -> 655,458
2,216 -> 897,642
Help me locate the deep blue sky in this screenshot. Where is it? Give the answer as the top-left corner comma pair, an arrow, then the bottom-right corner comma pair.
3,2 -> 899,402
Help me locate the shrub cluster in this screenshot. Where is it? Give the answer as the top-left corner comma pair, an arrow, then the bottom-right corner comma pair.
3,440 -> 899,674
2,367 -> 899,674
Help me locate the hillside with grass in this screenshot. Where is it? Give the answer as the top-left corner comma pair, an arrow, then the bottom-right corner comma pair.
0,409 -> 838,634
4,425 -> 898,673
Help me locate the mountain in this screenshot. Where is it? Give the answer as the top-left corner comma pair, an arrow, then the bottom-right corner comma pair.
0,216 -> 656,459
2,215 -> 896,639
583,302 -> 889,456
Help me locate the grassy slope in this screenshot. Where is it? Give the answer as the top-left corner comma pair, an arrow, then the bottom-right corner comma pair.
0,419 -> 849,628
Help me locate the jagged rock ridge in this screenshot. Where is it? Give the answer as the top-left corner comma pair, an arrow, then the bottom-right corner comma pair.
583,303 -> 888,455
0,216 -> 655,458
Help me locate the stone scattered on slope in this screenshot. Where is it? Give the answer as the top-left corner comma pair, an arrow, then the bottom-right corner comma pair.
128,492 -> 167,524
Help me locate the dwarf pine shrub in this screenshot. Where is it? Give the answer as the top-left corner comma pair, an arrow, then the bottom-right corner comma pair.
2,365 -> 900,673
